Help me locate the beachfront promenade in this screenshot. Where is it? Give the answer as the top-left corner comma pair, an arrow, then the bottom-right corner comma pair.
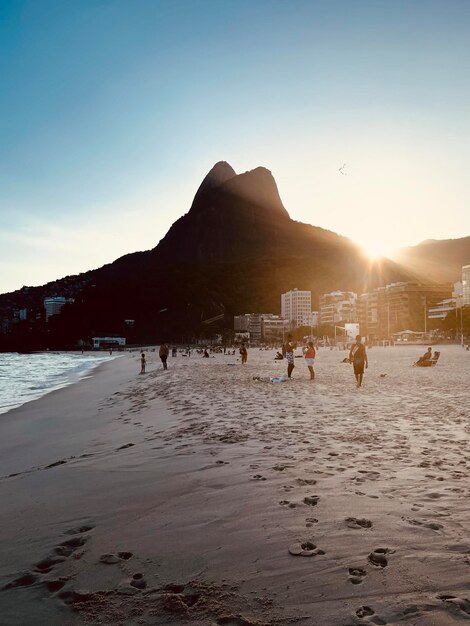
1,346 -> 470,625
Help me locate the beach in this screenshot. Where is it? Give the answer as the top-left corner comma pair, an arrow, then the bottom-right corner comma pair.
1,346 -> 470,626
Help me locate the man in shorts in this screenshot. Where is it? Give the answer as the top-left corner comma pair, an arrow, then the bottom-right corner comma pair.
349,335 -> 368,387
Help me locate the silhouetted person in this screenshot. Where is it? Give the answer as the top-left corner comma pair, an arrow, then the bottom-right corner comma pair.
140,351 -> 146,374
159,342 -> 169,370
284,334 -> 297,378
240,343 -> 248,364
417,347 -> 432,364
349,335 -> 368,387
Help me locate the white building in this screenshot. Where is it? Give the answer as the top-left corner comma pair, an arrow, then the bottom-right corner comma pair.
462,266 -> 470,306
44,297 -> 74,321
281,289 -> 312,328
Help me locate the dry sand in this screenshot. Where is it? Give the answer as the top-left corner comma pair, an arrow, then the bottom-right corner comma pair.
1,345 -> 470,626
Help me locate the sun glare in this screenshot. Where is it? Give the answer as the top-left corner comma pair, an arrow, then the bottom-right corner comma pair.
359,239 -> 398,262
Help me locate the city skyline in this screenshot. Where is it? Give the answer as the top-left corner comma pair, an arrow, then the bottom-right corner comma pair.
2,0 -> 470,293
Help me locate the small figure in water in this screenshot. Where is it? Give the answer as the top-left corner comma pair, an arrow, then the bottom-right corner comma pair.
304,341 -> 316,380
140,351 -> 146,374
349,335 -> 368,387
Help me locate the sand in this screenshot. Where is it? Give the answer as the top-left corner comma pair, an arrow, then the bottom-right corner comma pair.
1,345 -> 470,626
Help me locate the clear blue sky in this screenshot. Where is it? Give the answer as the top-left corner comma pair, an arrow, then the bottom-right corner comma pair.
1,0 -> 470,293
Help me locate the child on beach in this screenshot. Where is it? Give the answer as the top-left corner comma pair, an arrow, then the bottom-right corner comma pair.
304,341 -> 316,380
140,352 -> 146,374
239,344 -> 248,364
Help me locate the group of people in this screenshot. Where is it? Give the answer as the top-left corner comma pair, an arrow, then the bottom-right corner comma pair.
140,335 -> 369,388
241,334 -> 369,386
282,333 -> 368,387
140,342 -> 170,374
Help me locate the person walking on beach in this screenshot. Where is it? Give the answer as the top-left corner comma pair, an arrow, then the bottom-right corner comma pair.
349,335 -> 368,387
159,342 -> 169,370
140,351 -> 146,374
304,341 -> 316,380
284,334 -> 297,378
240,343 -> 248,364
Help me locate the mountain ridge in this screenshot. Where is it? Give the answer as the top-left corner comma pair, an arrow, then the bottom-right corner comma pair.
0,161 -> 463,348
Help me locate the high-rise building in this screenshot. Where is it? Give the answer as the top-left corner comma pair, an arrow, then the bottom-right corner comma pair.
44,297 -> 73,321
357,282 -> 452,339
462,265 -> 470,305
319,291 -> 357,325
281,289 -> 312,327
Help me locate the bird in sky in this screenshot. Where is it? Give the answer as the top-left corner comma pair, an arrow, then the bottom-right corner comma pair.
338,163 -> 347,175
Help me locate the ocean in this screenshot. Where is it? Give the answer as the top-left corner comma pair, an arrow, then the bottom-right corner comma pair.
0,352 -> 118,415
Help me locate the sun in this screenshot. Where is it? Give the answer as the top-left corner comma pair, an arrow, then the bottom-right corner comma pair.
359,238 -> 398,262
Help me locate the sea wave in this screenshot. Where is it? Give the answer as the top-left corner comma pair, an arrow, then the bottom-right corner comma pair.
0,352 -> 118,415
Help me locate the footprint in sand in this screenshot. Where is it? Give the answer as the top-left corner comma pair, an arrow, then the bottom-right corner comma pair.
5,526 -> 93,592
251,474 -> 266,481
437,594 -> 470,616
303,495 -> 319,506
130,572 -> 146,589
346,517 -> 372,529
355,605 -> 386,624
348,567 -> 367,585
305,517 -> 318,527
368,548 -> 394,568
288,541 -> 325,557
2,573 -> 39,589
99,551 -> 133,564
404,517 -> 443,531
54,536 -> 88,557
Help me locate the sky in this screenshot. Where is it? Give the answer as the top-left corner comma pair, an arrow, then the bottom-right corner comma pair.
1,0 -> 470,294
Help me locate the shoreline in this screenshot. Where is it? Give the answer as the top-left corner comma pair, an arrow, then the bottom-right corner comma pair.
0,352 -> 124,417
1,346 -> 470,625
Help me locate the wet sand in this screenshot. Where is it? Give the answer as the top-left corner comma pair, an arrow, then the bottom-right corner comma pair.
1,345 -> 470,625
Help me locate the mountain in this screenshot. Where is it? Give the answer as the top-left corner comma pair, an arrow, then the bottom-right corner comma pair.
396,236 -> 470,283
1,162 -> 418,349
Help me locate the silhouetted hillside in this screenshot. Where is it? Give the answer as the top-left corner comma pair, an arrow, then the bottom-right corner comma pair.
1,162 -> 417,349
397,236 -> 470,283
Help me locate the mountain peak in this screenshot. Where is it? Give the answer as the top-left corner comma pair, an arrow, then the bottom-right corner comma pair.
190,161 -> 237,212
222,166 -> 290,219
